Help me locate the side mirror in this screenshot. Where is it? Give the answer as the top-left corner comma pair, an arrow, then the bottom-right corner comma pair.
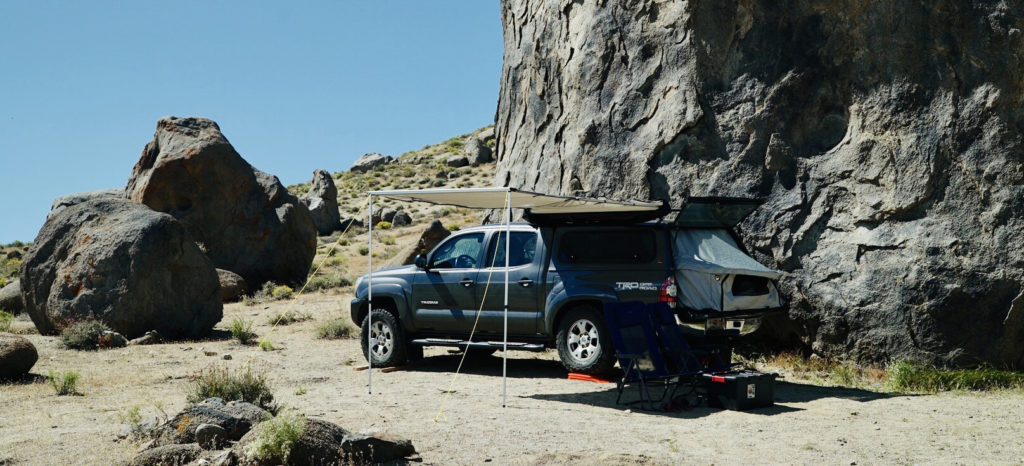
414,254 -> 428,269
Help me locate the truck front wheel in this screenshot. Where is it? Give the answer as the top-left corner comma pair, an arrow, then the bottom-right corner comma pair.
556,306 -> 615,374
360,308 -> 409,367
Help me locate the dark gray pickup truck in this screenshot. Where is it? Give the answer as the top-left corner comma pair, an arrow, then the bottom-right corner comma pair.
351,199 -> 784,374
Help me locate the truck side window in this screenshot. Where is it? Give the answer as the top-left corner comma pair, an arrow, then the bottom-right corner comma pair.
430,233 -> 484,269
557,230 -> 656,264
485,231 -> 537,268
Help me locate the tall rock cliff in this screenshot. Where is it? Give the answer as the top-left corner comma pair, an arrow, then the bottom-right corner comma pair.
495,0 -> 1024,367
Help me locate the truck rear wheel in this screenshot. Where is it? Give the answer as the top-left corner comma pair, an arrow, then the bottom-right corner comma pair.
556,306 -> 615,374
360,308 -> 408,367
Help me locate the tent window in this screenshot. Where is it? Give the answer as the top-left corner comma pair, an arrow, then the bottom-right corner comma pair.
430,233 -> 484,269
731,275 -> 770,296
486,231 -> 537,268
557,230 -> 656,264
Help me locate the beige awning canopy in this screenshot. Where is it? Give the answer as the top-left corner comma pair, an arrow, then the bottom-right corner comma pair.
367,187 -> 663,214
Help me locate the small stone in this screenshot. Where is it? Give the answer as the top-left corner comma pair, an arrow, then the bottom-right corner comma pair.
195,423 -> 228,449
204,350 -> 217,357
222,354 -> 232,360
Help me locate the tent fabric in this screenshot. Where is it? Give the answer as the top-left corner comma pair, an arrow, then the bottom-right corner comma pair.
368,187 -> 663,214
672,229 -> 782,312
672,229 -> 781,278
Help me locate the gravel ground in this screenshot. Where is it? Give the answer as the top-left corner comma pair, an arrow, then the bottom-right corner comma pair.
2,295 -> 1023,465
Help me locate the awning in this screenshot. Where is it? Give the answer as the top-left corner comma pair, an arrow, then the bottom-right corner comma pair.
367,187 -> 663,214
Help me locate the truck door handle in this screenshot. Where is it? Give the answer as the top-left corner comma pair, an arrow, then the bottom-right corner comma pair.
518,278 -> 534,287
460,278 -> 475,287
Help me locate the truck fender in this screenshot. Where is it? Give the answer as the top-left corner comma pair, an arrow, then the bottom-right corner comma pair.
358,283 -> 413,329
544,287 -> 619,335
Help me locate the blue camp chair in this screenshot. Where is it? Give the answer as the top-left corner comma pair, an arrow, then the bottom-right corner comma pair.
604,302 -> 703,410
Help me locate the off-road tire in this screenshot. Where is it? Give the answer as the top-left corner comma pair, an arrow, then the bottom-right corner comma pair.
360,308 -> 408,367
556,306 -> 616,374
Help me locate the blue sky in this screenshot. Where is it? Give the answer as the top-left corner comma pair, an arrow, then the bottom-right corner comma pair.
0,2 -> 502,243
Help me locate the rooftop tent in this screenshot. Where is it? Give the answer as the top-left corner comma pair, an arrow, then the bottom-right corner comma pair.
672,229 -> 783,314
364,187 -> 663,407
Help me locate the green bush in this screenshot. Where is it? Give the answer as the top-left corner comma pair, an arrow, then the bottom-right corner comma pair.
888,361 -> 1024,392
49,369 -> 81,396
381,236 -> 396,245
0,310 -> 13,333
271,285 -> 294,300
187,365 -> 276,413
303,274 -> 352,292
258,337 -> 275,351
61,320 -> 110,350
229,318 -> 256,345
315,318 -> 356,340
358,246 -> 369,256
267,310 -> 312,326
375,221 -> 392,230
243,411 -> 306,463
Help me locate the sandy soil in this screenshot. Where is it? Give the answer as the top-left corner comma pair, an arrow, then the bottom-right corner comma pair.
2,294 -> 1023,465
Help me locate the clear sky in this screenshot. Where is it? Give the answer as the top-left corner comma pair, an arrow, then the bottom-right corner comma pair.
0,1 -> 502,244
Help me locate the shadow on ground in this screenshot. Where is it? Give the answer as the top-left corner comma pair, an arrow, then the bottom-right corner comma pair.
399,354 -> 910,417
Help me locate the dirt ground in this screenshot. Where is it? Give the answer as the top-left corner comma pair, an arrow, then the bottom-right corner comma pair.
2,294 -> 1024,465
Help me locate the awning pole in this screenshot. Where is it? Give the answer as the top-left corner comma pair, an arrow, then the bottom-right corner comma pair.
367,195 -> 373,395
502,189 -> 510,408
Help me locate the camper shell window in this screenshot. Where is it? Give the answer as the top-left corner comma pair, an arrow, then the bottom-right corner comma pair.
557,230 -> 656,265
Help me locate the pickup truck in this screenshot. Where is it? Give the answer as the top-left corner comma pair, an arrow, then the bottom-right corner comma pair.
351,200 -> 784,374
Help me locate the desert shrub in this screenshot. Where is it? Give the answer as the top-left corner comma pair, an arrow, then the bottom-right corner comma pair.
61,319 -> 109,350
267,310 -> 312,326
271,285 -> 294,300
375,221 -> 392,230
0,310 -> 13,332
118,405 -> 147,441
303,274 -> 351,292
187,365 -> 276,413
381,236 -> 396,245
49,369 -> 81,396
258,337 -> 275,351
243,411 -> 306,463
229,318 -> 256,344
315,317 -> 356,340
323,256 -> 346,267
358,246 -> 369,256
888,361 -> 1024,392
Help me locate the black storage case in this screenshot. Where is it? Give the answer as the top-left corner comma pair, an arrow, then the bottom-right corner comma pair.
702,371 -> 777,411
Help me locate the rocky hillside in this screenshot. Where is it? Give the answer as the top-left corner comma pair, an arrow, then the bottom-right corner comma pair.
494,1 -> 1024,368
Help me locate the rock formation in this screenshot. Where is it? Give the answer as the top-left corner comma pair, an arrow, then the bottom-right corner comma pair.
465,138 -> 494,166
402,220 -> 451,264
20,198 -> 222,338
300,169 -> 341,235
217,269 -> 248,303
0,281 -> 23,314
350,153 -> 393,173
0,335 -> 37,380
48,188 -> 124,218
126,117 -> 317,288
495,0 -> 1024,368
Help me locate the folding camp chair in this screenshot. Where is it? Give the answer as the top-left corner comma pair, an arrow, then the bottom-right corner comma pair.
603,302 -> 702,410
648,302 -> 739,374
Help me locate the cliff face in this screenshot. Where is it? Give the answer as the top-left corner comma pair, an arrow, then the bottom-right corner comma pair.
495,0 -> 1024,367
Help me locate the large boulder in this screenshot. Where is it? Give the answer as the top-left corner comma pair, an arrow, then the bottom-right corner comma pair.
48,188 -> 124,219
232,417 -> 415,465
300,169 -> 341,236
127,444 -> 202,466
20,198 -> 221,338
402,220 -> 450,264
149,398 -> 269,448
350,153 -> 393,173
495,1 -> 1024,368
464,138 -> 493,166
0,335 -> 37,380
217,269 -> 248,303
0,281 -> 23,314
126,117 -> 316,288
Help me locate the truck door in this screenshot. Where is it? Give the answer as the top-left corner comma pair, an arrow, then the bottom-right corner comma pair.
475,230 -> 542,334
411,232 -> 485,332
